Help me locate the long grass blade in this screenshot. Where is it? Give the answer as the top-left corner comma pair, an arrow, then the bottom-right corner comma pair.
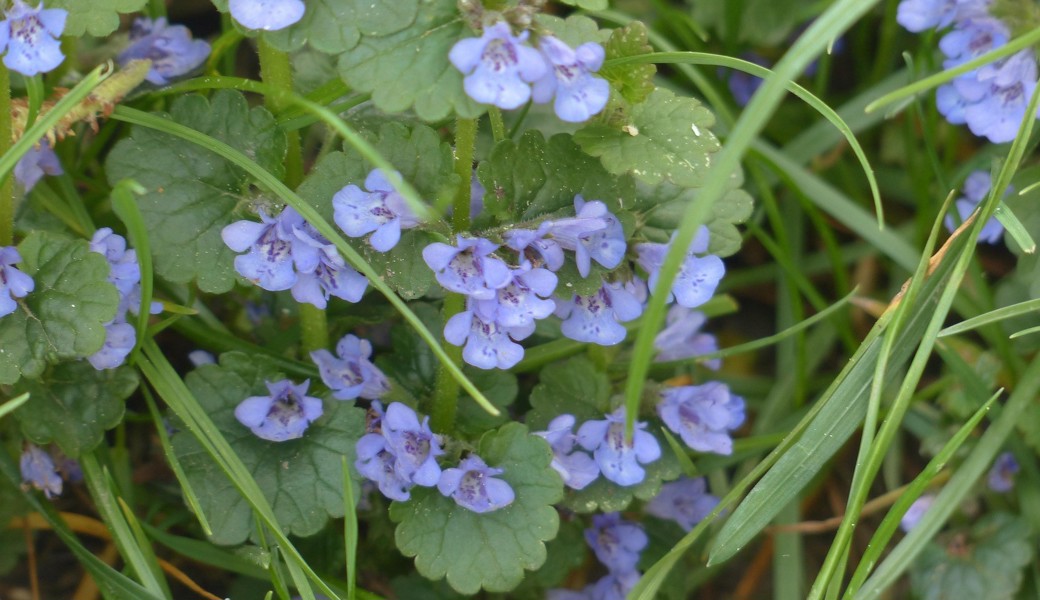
938,297 -> 1040,337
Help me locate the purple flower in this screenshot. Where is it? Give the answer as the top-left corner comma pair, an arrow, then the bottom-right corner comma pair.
381,402 -> 444,487
449,22 -> 548,110
896,0 -> 987,32
939,17 -> 1008,68
310,334 -> 389,401
636,228 -> 725,309
0,1 -> 66,76
943,170 -> 1008,243
444,306 -> 529,370
987,452 -> 1019,493
645,477 -> 719,531
658,382 -> 745,456
332,169 -> 420,252
531,36 -> 610,123
556,280 -> 644,346
503,221 -> 565,271
725,53 -> 770,106
87,321 -> 136,370
14,140 -> 61,192
534,414 -> 600,490
473,263 -> 557,329
588,571 -> 641,600
900,494 -> 936,532
0,246 -> 33,318
576,408 -> 661,486
422,236 -> 511,299
228,0 -> 305,31
289,226 -> 368,308
437,454 -> 515,513
20,444 -> 62,499
117,17 -> 211,85
223,208 -> 305,292
584,513 -> 647,572
234,379 -> 323,442
549,196 -> 626,278
654,305 -> 721,367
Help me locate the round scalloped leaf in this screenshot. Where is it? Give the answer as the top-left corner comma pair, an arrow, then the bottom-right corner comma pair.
337,0 -> 484,121
49,0 -> 146,37
560,438 -> 682,514
171,352 -> 365,545
526,356 -> 611,430
476,131 -> 635,224
14,363 -> 138,457
389,423 -> 563,594
210,0 -> 418,54
911,512 -> 1033,600
106,90 -> 287,294
574,88 -> 722,188
0,232 -> 119,385
599,21 -> 657,105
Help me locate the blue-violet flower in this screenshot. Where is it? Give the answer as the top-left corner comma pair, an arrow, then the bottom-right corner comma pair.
14,140 -> 61,192
576,408 -> 661,486
943,170 -> 1008,243
0,246 -> 33,318
654,305 -> 721,367
645,477 -> 719,531
503,221 -> 565,271
556,280 -> 644,346
636,227 -> 725,309
449,22 -> 547,110
234,379 -> 323,442
444,304 -> 530,370
987,452 -> 1019,493
0,0 -> 66,76
900,494 -> 936,532
333,169 -> 420,252
548,196 -> 626,278
20,444 -> 62,498
437,454 -> 515,513
531,36 -> 609,123
311,334 -> 390,401
658,382 -> 745,455
534,414 -> 599,490
228,0 -> 305,31
380,402 -> 444,488
118,17 -> 211,85
584,512 -> 647,572
422,236 -> 511,300
473,263 -> 557,329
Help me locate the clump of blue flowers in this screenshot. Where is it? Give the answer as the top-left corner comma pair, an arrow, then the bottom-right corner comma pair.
898,0 -> 1040,142
549,513 -> 646,599
0,0 -> 67,76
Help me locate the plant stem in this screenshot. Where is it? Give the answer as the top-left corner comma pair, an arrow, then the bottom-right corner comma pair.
257,38 -> 325,355
0,64 -> 11,247
431,117 -> 479,432
488,107 -> 506,143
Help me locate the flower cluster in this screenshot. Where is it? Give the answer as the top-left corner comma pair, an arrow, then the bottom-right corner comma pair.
234,379 -> 324,442
898,0 -> 1040,142
450,22 -> 610,122
356,402 -> 515,513
222,206 -> 368,309
549,513 -> 646,600
87,228 -> 162,370
658,382 -> 746,456
943,170 -> 1008,244
0,1 -> 67,77
117,17 -> 211,85
0,246 -> 33,318
645,477 -> 719,531
575,407 -> 662,487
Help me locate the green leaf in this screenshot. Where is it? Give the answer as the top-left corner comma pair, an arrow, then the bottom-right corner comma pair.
49,0 -> 146,37
477,131 -> 635,224
910,513 -> 1034,600
636,172 -> 753,258
375,304 -> 441,404
105,90 -> 287,293
390,423 -> 563,594
171,352 -> 365,545
455,368 -> 517,439
337,0 -> 485,121
0,232 -> 119,385
210,0 -> 418,53
511,517 -> 586,596
556,0 -> 609,10
574,88 -> 722,188
526,356 -> 611,430
599,21 -> 657,104
14,363 -> 138,457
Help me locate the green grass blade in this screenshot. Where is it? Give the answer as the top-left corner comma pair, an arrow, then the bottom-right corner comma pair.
0,391 -> 29,420
994,200 -> 1036,254
1009,324 -> 1040,339
938,297 -> 1040,337
111,179 -> 154,354
110,106 -> 496,417
79,452 -> 171,598
343,457 -> 358,600
141,522 -> 267,579
843,389 -> 1000,596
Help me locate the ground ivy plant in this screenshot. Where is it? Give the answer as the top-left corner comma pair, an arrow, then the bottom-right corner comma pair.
3,0 -> 1040,599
